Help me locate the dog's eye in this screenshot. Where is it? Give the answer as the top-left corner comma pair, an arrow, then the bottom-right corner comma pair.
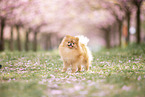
73,43 -> 75,44
68,41 -> 70,43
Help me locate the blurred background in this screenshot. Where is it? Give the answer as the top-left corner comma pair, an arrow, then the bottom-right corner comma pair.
0,0 -> 145,52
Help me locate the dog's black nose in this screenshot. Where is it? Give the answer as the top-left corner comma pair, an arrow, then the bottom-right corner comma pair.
0,64 -> 2,69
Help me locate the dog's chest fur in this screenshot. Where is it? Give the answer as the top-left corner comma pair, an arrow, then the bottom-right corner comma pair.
60,47 -> 80,61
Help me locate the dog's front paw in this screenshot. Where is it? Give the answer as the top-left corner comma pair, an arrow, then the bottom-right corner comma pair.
61,70 -> 66,73
72,69 -> 76,73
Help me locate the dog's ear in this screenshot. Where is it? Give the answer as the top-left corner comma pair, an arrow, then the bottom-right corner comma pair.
66,35 -> 71,38
76,37 -> 79,41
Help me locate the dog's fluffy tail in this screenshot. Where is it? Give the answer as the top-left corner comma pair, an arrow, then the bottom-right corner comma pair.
75,35 -> 89,45
76,35 -> 93,64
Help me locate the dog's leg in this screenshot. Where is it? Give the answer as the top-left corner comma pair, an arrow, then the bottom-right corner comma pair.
72,64 -> 77,73
85,62 -> 89,71
62,61 -> 69,72
78,64 -> 82,72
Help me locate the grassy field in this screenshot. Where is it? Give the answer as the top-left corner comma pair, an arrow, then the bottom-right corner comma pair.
0,44 -> 145,97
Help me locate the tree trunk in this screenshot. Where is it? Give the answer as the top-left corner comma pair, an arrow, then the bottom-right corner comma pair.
104,27 -> 111,49
45,36 -> 49,50
45,34 -> 50,50
9,26 -> 14,51
33,32 -> 38,52
112,23 -> 117,47
0,19 -> 5,51
126,12 -> 131,45
118,21 -> 123,47
136,6 -> 141,44
25,29 -> 30,51
16,25 -> 21,51
48,34 -> 52,50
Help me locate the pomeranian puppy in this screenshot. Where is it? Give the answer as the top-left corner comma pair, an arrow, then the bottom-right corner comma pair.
59,35 -> 93,73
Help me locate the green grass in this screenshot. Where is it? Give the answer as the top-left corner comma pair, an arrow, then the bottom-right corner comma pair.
0,44 -> 145,97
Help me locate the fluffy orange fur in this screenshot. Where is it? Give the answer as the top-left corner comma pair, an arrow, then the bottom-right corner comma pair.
59,35 -> 92,73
